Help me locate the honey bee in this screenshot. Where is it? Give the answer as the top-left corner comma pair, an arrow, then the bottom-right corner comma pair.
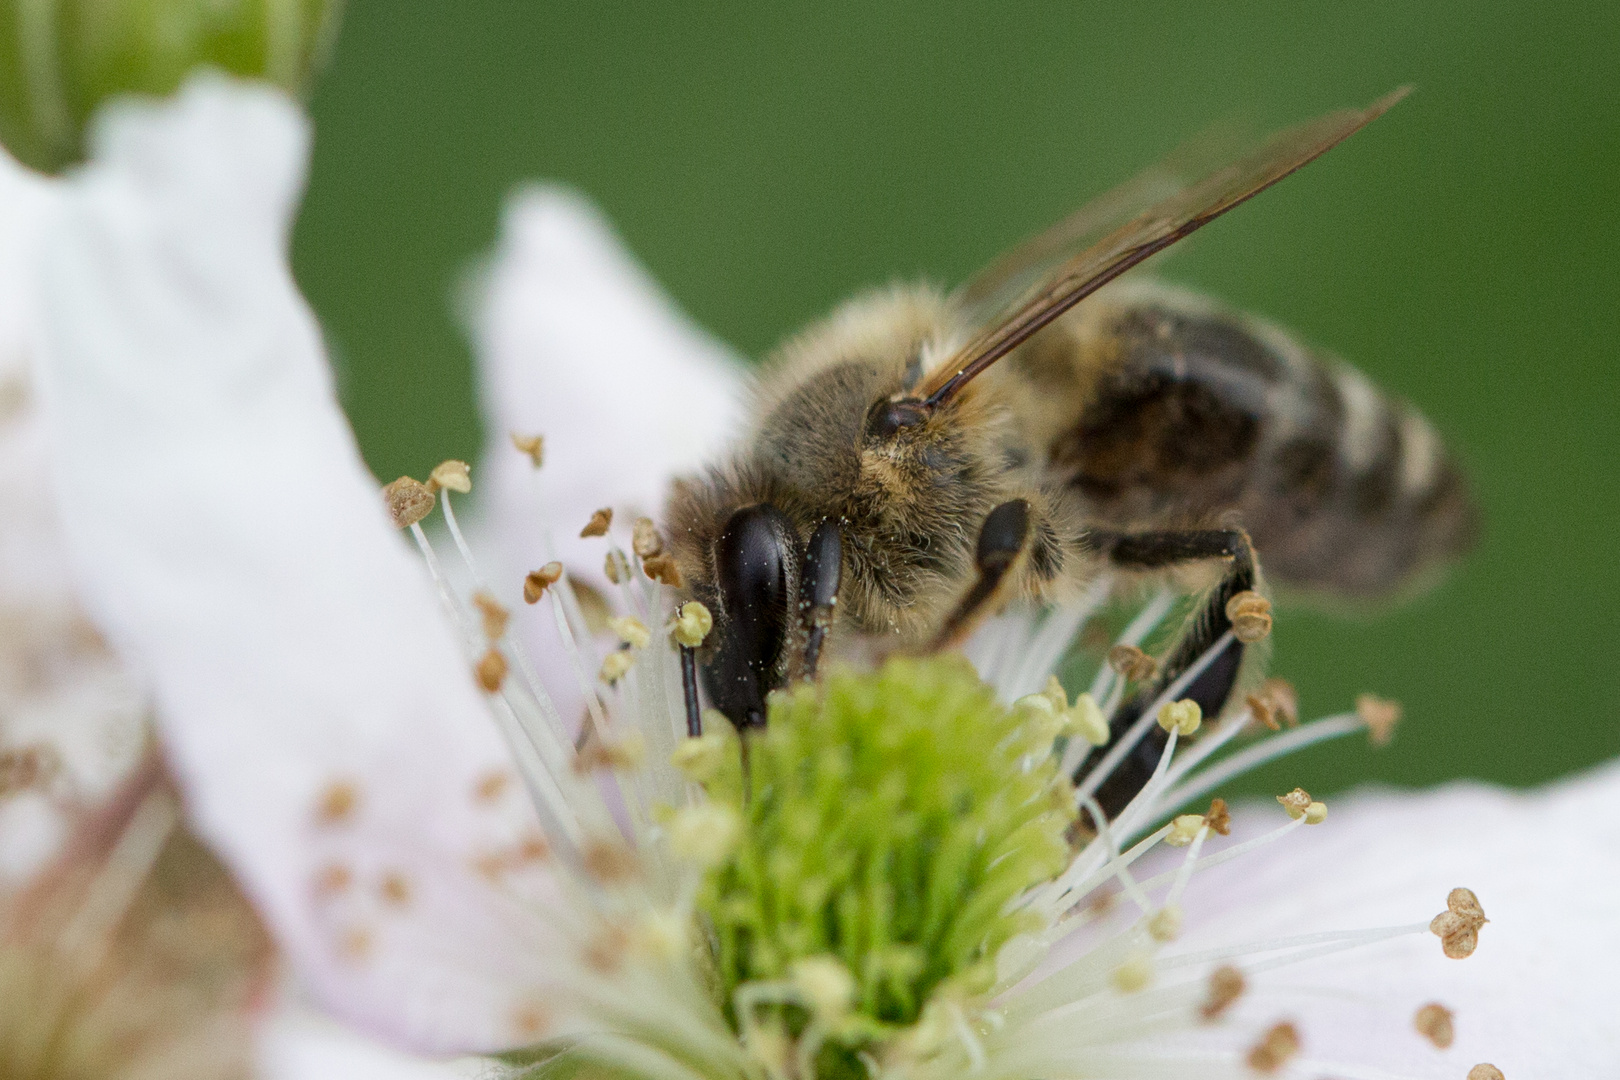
662,89 -> 1476,816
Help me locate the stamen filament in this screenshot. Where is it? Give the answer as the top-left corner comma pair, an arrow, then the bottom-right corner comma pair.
1154,712 -> 1362,815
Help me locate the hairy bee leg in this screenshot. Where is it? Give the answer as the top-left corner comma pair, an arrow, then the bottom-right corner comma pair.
798,520 -> 843,681
679,645 -> 702,737
929,499 -> 1033,652
1077,529 -> 1261,821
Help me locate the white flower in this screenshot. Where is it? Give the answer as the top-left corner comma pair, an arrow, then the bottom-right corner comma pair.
21,73 -> 1619,1080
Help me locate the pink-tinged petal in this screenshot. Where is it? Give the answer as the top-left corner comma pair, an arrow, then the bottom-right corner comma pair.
1170,762 -> 1620,1075
0,148 -> 147,884
468,187 -> 744,730
28,76 -> 576,1053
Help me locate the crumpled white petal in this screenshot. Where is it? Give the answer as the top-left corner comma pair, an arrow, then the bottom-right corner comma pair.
1169,761 -> 1620,1076
468,187 -> 743,731
0,146 -> 147,884
28,75 -> 574,1053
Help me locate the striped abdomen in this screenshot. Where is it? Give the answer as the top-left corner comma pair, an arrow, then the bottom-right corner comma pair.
1032,283 -> 1478,598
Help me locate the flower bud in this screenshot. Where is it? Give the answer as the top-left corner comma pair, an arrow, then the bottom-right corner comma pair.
0,0 -> 344,172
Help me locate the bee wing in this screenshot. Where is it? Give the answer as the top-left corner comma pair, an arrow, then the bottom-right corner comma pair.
920,88 -> 1410,407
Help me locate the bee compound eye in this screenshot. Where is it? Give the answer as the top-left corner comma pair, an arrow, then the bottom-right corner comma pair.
864,396 -> 931,440
702,504 -> 796,729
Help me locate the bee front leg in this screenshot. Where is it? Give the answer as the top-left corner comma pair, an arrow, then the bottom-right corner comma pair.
929,499 -> 1034,652
1077,528 -> 1270,821
796,520 -> 843,682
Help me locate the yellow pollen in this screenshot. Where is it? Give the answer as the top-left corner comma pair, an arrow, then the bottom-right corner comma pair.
1068,692 -> 1110,746
1200,964 -> 1245,1021
1148,905 -> 1182,941
604,549 -> 630,584
1413,1002 -> 1455,1048
509,432 -> 544,467
1357,693 -> 1402,747
1204,797 -> 1232,836
792,955 -> 857,1022
1304,800 -> 1328,825
1467,1066 -> 1505,1080
523,561 -> 563,603
428,459 -> 472,494
671,730 -> 732,783
599,650 -> 634,685
1225,590 -> 1273,643
476,647 -> 509,692
608,615 -> 652,649
1277,787 -> 1312,819
1246,1021 -> 1301,1072
672,601 -> 714,648
1430,887 -> 1487,959
1111,953 -> 1153,993
632,517 -> 665,559
382,477 -> 435,528
1164,814 -> 1205,847
1107,643 -> 1159,682
314,780 -> 360,826
580,507 -> 613,538
1158,698 -> 1202,736
641,552 -> 684,587
472,591 -> 510,641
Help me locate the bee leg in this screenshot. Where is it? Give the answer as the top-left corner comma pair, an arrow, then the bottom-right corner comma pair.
1077,529 -> 1263,821
679,645 -> 703,737
798,520 -> 843,682
930,499 -> 1033,651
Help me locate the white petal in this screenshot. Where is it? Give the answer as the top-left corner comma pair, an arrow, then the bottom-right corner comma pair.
467,187 -> 744,730
1171,762 -> 1620,1075
29,76 -> 575,1053
258,1004 -> 490,1080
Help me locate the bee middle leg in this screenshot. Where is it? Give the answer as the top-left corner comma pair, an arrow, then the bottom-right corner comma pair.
1076,528 -> 1268,820
928,499 -> 1035,652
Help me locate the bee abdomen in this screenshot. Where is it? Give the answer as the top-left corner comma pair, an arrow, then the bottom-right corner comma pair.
1043,290 -> 1478,598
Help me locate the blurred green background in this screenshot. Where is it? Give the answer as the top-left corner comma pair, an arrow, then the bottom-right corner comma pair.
290,1 -> 1618,797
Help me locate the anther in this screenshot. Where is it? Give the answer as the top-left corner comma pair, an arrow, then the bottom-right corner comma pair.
581,840 -> 639,884
1110,953 -> 1153,993
573,732 -> 647,774
473,770 -> 510,803
582,923 -> 631,974
428,459 -> 472,494
1275,787 -> 1312,819
1247,678 -> 1299,731
1225,590 -> 1273,643
476,647 -> 508,692
632,517 -> 664,559
670,730 -> 731,783
1304,800 -> 1328,825
378,870 -> 413,908
1108,643 -> 1159,682
315,780 -> 360,826
1148,905 -> 1182,941
523,562 -> 563,603
791,956 -> 857,1022
472,591 -> 510,641
1165,814 -> 1205,847
580,507 -> 613,538
1430,887 -> 1487,959
599,650 -> 634,685
312,862 -> 352,900
604,549 -> 630,584
1068,692 -> 1110,746
608,615 -> 651,649
1158,698 -> 1202,736
511,1002 -> 551,1039
641,553 -> 683,587
668,803 -> 742,866
1204,797 -> 1232,836
1413,1002 -> 1454,1048
0,744 -> 60,797
1467,1066 -> 1505,1080
509,432 -> 544,467
383,477 -> 435,528
1246,1021 -> 1301,1072
1356,693 -> 1402,747
672,601 -> 714,647
1200,965 -> 1245,1021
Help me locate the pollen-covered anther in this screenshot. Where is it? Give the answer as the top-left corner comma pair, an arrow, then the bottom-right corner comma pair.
1067,691 -> 1110,746
378,870 -> 413,908
1225,590 -> 1273,643
1107,643 -> 1158,682
1165,814 -> 1206,847
1246,1021 -> 1301,1072
1248,678 -> 1299,731
1204,797 -> 1232,835
473,770 -> 511,804
428,459 -> 472,494
1111,952 -> 1153,993
582,839 -> 640,884
608,615 -> 652,649
1148,905 -> 1182,941
641,552 -> 683,587
382,476 -> 435,528
1304,800 -> 1328,824
632,517 -> 665,559
792,955 -> 857,1022
1200,964 -> 1245,1021
1357,692 -> 1402,747
1467,1066 -> 1505,1080
1430,887 -> 1487,958
599,649 -> 634,685
314,779 -> 360,826
472,591 -> 510,641
672,601 -> 714,648
604,549 -> 630,584
476,647 -> 509,692
509,432 -> 544,467
668,803 -> 741,866
1158,698 -> 1202,736
1414,1002 -> 1455,1048
670,730 -> 731,782
523,561 -> 563,603
1277,787 -> 1312,820
580,507 -> 613,538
